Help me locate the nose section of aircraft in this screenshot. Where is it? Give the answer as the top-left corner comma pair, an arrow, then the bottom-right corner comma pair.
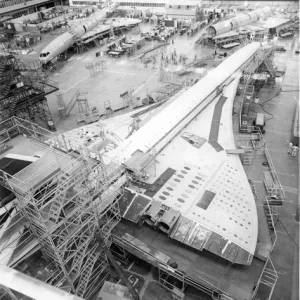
39,51 -> 51,64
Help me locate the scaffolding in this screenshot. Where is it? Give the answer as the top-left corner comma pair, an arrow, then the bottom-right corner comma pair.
0,117 -> 125,299
120,89 -> 135,110
239,40 -> 278,134
0,54 -> 58,124
85,59 -> 107,77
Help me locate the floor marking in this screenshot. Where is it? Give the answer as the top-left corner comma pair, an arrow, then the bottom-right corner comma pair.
282,186 -> 299,195
266,148 -> 289,154
265,129 -> 290,135
276,171 -> 295,177
61,74 -> 91,93
59,58 -> 114,93
265,101 -> 293,107
276,270 -> 289,276
276,230 -> 287,235
105,70 -> 140,76
283,198 -> 299,205
133,71 -> 158,96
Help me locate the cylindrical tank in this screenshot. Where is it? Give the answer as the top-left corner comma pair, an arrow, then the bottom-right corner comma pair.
245,11 -> 260,21
207,21 -> 232,37
234,14 -> 251,27
206,6 -> 272,37
81,19 -> 99,33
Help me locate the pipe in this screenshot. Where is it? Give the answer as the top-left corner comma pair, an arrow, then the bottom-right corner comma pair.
0,266 -> 84,300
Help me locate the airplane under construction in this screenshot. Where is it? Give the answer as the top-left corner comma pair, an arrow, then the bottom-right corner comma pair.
0,38 -> 285,300
0,2 -> 298,300
39,3 -> 141,64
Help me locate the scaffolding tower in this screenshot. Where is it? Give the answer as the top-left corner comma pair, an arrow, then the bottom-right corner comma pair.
239,41 -> 277,133
0,53 -> 58,125
0,117 -> 125,299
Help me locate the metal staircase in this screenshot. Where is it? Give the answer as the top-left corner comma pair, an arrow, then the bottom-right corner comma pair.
48,173 -> 70,224
70,236 -> 91,276
76,245 -> 99,297
239,147 -> 254,165
253,258 -> 278,300
265,195 -> 283,207
260,267 -> 278,292
65,89 -> 88,116
263,201 -> 279,230
263,58 -> 276,77
263,203 -> 276,231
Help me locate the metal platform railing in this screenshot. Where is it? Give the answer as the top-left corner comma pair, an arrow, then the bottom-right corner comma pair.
112,234 -> 233,299
0,117 -> 125,299
252,257 -> 278,300
263,148 -> 285,200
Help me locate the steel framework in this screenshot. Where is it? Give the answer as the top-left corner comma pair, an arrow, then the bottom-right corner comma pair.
0,53 -> 58,124
0,117 -> 125,299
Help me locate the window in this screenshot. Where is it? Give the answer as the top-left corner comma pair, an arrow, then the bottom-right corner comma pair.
72,1 -> 98,5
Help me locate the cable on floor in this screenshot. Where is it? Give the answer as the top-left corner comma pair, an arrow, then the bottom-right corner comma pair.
256,87 -> 281,122
278,219 -> 299,250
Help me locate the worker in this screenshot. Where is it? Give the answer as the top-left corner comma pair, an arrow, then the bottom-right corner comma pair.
288,141 -> 293,154
291,145 -> 299,157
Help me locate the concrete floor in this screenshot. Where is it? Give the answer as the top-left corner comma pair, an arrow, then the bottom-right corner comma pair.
267,35 -> 299,300
13,22 -> 299,300
17,23 -> 212,133
249,34 -> 299,300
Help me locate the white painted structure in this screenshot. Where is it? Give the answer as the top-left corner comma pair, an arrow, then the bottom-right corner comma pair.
118,0 -> 166,15
106,42 -> 260,164
39,3 -> 141,63
165,0 -> 200,22
103,42 -> 261,261
0,265 -> 85,300
207,6 -> 272,37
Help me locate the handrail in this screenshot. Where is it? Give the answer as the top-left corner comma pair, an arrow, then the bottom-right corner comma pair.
112,234 -> 231,297
264,197 -> 278,250
263,148 -> 285,199
252,257 -> 278,300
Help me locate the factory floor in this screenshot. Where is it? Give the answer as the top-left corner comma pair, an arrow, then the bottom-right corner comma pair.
16,23 -> 212,133
254,34 -> 299,300
12,23 -> 299,300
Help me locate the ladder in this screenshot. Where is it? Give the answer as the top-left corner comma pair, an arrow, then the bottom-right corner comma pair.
259,265 -> 278,293
265,195 -> 283,207
48,173 -> 70,223
263,58 -> 276,77
104,100 -> 114,118
240,147 -> 254,165
263,203 -> 276,231
65,89 -> 88,116
76,245 -> 99,297
71,237 -> 91,277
